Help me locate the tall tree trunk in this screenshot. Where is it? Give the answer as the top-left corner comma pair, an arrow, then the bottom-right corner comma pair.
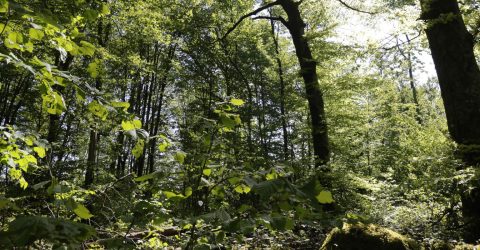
420,0 -> 480,242
270,17 -> 289,161
405,35 -> 421,123
279,0 -> 330,167
47,54 -> 74,165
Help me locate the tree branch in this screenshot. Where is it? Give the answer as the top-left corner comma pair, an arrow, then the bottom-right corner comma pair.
252,15 -> 289,28
381,31 -> 422,51
336,0 -> 377,15
221,1 -> 281,40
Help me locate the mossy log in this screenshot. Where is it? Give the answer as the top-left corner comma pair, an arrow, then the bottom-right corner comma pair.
320,223 -> 420,250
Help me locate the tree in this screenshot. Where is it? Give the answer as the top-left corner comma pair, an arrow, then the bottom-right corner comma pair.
420,0 -> 480,241
225,0 -> 330,168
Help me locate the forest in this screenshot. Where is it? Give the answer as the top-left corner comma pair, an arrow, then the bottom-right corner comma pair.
0,0 -> 480,249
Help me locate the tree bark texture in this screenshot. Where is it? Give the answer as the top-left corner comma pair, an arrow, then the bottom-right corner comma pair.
420,0 -> 480,242
279,0 -> 330,167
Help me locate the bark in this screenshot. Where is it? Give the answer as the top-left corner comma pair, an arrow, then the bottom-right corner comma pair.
84,130 -> 97,187
420,0 -> 480,242
224,0 -> 330,167
270,17 -> 289,161
278,0 -> 330,167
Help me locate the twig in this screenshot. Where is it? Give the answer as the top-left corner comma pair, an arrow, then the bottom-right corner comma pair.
336,0 -> 377,15
221,1 -> 281,40
252,15 -> 289,28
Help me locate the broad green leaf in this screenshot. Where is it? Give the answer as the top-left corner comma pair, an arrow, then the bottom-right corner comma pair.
271,215 -> 294,230
34,146 -> 46,158
158,140 -> 169,152
87,101 -> 108,120
1,216 -> 96,246
87,60 -> 100,78
16,158 -> 29,171
228,177 -> 241,185
4,32 -> 23,50
8,168 -> 21,180
73,203 -> 93,219
174,151 -> 186,164
111,101 -> 130,111
316,190 -> 334,204
134,173 -> 155,182
121,120 -> 135,131
24,136 -> 34,146
185,187 -> 193,197
42,91 -> 66,115
0,0 -> 8,13
203,168 -> 212,176
79,41 -> 95,56
24,42 -> 34,52
234,184 -> 251,194
163,191 -> 184,199
25,154 -> 37,165
230,98 -> 245,106
266,171 -> 278,180
101,4 -> 111,15
133,119 -> 142,129
19,177 -> 28,189
134,171 -> 162,182
29,28 -> 44,40
132,139 -> 145,159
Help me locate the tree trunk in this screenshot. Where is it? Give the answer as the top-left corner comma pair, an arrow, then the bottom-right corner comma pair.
420,0 -> 480,242
279,0 -> 330,167
270,17 -> 290,161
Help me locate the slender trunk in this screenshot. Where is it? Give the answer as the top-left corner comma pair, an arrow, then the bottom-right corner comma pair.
279,0 -> 330,167
47,54 -> 74,164
270,17 -> 289,161
84,130 -> 96,187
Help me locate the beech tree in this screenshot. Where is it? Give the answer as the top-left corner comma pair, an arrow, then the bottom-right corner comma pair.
420,0 -> 480,241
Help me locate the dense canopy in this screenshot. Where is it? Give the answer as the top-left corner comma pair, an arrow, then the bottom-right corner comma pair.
0,0 -> 480,249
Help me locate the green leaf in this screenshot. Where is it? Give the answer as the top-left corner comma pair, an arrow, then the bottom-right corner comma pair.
316,190 -> 334,204
0,0 -> 8,13
101,4 -> 111,15
33,146 -> 46,158
8,168 -> 21,180
79,41 -> 95,56
132,139 -> 145,159
174,151 -> 186,164
185,187 -> 193,197
158,140 -> 169,152
271,215 -> 294,230
5,32 -> 23,50
0,216 -> 96,246
19,177 -> 28,190
87,60 -> 100,78
133,119 -> 142,129
29,28 -> 44,40
134,171 -> 162,182
25,155 -> 37,164
42,91 -> 66,115
87,101 -> 108,120
72,203 -> 93,219
111,101 -> 130,111
203,168 -> 212,176
266,170 -> 278,180
24,42 -> 34,52
230,98 -> 245,106
121,120 -> 135,131
163,191 -> 185,200
234,184 -> 251,194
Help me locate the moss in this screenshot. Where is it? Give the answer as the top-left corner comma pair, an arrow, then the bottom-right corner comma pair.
320,223 -> 420,250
